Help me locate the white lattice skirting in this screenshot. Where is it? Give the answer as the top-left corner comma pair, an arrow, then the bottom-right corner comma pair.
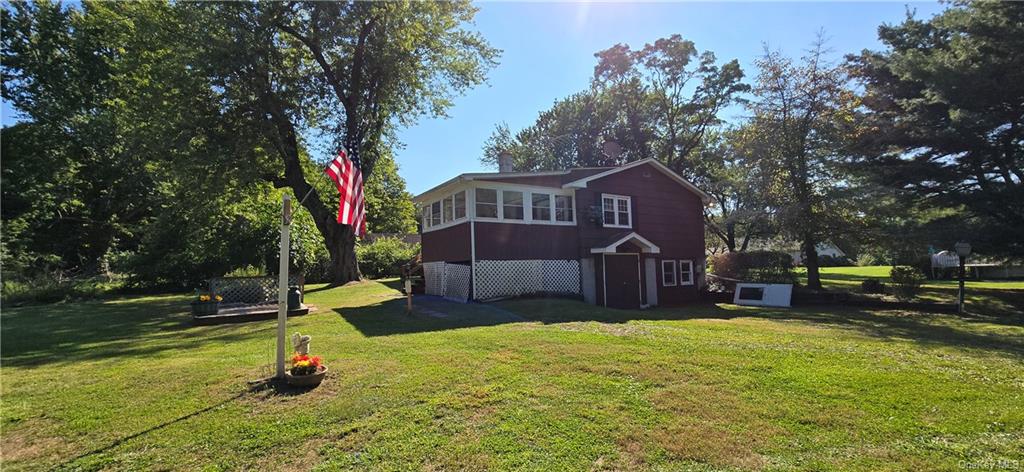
475,259 -> 580,301
422,261 -> 472,303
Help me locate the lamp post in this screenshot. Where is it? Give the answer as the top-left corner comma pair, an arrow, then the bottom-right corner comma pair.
955,241 -> 971,314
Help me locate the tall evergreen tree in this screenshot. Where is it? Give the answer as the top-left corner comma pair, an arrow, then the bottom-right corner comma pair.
849,1 -> 1024,257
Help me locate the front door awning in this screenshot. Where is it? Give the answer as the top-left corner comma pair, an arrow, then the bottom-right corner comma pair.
589,232 -> 661,254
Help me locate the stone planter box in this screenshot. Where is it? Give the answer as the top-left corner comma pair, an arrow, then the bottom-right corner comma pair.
285,366 -> 328,387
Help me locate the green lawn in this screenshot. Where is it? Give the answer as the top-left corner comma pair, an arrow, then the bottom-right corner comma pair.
2,280 -> 1023,470
799,265 -> 1024,317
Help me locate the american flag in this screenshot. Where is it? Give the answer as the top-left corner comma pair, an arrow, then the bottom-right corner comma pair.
324,149 -> 366,237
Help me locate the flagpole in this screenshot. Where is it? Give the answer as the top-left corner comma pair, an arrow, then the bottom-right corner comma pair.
276,194 -> 292,380
297,186 -> 315,207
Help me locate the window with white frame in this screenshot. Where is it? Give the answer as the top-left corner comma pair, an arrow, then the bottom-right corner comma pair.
430,201 -> 441,226
442,196 -> 454,223
421,206 -> 431,229
555,195 -> 574,222
502,190 -> 524,220
679,260 -> 694,285
476,188 -> 498,218
531,193 -> 552,221
602,194 -> 631,228
453,191 -> 466,219
662,260 -> 677,287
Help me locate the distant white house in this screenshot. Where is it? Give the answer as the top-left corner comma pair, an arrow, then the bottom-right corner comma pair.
788,242 -> 846,265
932,250 -> 1024,279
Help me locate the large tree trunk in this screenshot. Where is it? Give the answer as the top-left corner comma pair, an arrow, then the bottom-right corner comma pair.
802,235 -> 821,290
266,97 -> 361,285
323,222 -> 360,285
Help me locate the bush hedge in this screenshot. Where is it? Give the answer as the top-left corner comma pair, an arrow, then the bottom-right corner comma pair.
861,278 -> 886,294
708,250 -> 797,290
890,266 -> 925,300
356,237 -> 420,279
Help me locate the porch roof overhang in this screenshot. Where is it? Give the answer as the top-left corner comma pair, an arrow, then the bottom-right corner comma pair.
589,232 -> 661,254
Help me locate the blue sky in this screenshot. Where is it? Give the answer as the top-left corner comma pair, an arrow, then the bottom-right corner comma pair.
395,1 -> 947,194
1,1 -> 948,194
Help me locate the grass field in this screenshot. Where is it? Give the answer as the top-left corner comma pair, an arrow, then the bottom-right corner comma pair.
798,265 -> 1024,317
2,278 -> 1023,471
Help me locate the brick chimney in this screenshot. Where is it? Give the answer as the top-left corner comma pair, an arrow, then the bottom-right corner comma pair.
498,150 -> 513,173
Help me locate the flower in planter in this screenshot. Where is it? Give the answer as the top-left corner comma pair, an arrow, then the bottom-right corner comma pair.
290,353 -> 323,376
196,294 -> 223,303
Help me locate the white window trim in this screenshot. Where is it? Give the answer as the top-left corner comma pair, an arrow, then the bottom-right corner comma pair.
679,260 -> 694,286
602,194 -> 632,228
501,189 -> 526,221
661,260 -> 677,287
554,194 -> 575,223
470,184 -> 576,226
422,189 -> 470,233
531,192 -> 553,222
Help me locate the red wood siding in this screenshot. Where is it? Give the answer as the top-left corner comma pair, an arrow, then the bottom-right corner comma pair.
421,222 -> 471,263
473,221 -> 579,260
577,163 -> 705,304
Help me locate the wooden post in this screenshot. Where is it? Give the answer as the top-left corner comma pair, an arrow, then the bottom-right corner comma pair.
405,277 -> 412,315
958,255 -> 966,314
276,195 -> 292,379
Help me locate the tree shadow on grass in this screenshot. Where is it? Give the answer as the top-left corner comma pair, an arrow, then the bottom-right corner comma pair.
337,295 -> 1024,359
335,295 -> 524,337
1,295 -> 275,368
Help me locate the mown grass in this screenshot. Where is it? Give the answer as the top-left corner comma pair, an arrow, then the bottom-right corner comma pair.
2,279 -> 1022,471
798,265 -> 1024,318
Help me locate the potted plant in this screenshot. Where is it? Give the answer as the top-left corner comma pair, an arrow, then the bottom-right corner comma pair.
286,353 -> 327,387
285,333 -> 327,387
191,293 -> 222,316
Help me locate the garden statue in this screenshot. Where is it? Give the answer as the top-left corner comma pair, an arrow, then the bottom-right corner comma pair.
291,333 -> 311,355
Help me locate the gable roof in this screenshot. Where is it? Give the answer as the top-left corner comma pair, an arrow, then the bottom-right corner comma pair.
561,158 -> 711,203
589,231 -> 661,254
413,158 -> 710,204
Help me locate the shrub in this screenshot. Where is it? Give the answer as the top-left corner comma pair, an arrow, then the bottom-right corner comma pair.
709,250 -> 797,290
861,278 -> 886,294
1,274 -> 120,307
890,266 -> 925,300
356,237 -> 420,279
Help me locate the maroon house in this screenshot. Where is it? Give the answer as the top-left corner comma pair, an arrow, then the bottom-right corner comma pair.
412,158 -> 709,309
